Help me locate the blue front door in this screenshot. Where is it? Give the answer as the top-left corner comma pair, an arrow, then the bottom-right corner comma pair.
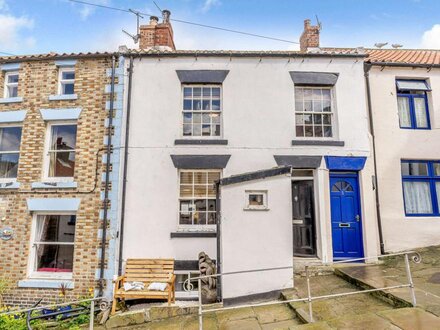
330,174 -> 364,260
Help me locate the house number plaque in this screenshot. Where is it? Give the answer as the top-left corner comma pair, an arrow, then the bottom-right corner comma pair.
0,227 -> 13,241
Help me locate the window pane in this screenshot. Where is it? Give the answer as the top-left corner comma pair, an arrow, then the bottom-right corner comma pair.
193,100 -> 202,111
0,127 -> 22,151
212,100 -> 221,110
433,164 -> 440,176
183,113 -> 192,123
0,153 -> 19,178
314,126 -> 323,137
36,215 -> 76,243
322,89 -> 331,100
294,88 -> 303,101
202,125 -> 210,136
208,172 -> 220,182
414,98 -> 428,128
436,182 -> 440,212
7,86 -> 18,98
50,125 -> 77,150
304,100 -> 312,112
183,100 -> 192,110
211,113 -> 220,124
296,126 -> 304,137
62,83 -> 75,95
249,194 -> 264,205
207,212 -> 216,224
295,101 -> 303,112
403,181 -> 433,214
324,126 -> 332,137
193,88 -> 201,97
397,97 -> 411,128
194,185 -> 207,197
183,87 -> 192,98
7,74 -> 19,83
212,88 -> 220,98
202,88 -> 211,97
183,124 -> 192,136
304,126 -> 313,137
36,244 -> 74,272
396,80 -> 429,91
401,162 -> 428,176
49,151 -> 75,177
322,100 -> 331,112
194,212 -> 206,225
194,199 -> 206,211
194,172 -> 207,184
62,71 -> 75,80
202,100 -> 210,110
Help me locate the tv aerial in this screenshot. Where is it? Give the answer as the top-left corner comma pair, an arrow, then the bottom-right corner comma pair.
122,9 -> 145,44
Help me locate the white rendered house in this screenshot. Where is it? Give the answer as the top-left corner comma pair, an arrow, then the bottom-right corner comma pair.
115,16 -> 381,302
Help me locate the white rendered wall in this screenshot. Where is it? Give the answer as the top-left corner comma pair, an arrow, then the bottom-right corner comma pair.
120,55 -> 379,271
369,66 -> 440,252
221,175 -> 294,299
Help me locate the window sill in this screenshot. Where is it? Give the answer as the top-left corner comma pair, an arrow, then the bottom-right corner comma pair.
32,182 -> 77,189
0,97 -> 23,104
18,279 -> 74,289
170,231 -> 217,238
175,139 -> 228,145
0,181 -> 19,189
291,140 -> 345,146
48,94 -> 78,101
243,207 -> 270,211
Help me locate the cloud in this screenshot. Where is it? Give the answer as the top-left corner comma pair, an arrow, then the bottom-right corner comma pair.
421,24 -> 440,49
75,0 -> 110,20
0,13 -> 34,51
201,0 -> 221,13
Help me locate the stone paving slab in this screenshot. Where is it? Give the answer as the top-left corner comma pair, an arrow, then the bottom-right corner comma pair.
327,312 -> 400,330
218,318 -> 261,330
253,304 -> 296,324
378,307 -> 440,330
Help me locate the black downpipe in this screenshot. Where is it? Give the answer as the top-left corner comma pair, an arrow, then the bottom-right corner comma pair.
364,63 -> 385,255
99,55 -> 116,296
118,57 -> 134,275
215,182 -> 222,301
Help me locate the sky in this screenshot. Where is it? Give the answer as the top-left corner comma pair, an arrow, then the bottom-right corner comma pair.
1,0 -> 440,56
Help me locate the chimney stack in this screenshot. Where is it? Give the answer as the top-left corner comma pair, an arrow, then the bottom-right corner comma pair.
299,19 -> 320,52
139,10 -> 176,50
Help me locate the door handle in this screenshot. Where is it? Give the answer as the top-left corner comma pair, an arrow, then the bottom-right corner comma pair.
355,215 -> 360,221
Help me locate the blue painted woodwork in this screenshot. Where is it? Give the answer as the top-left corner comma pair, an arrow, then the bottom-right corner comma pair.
397,93 -> 430,130
26,198 -> 81,212
325,156 -> 367,171
401,160 -> 440,217
330,174 -> 364,260
0,63 -> 20,71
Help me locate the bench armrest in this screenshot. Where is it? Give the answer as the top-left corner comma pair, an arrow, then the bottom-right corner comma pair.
113,275 -> 125,290
167,274 -> 176,284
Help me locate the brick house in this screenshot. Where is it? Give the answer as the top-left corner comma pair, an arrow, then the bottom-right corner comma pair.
0,53 -> 122,306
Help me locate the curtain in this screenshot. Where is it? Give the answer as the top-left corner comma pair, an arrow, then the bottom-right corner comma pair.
403,181 -> 432,214
397,97 -> 411,128
414,98 -> 428,128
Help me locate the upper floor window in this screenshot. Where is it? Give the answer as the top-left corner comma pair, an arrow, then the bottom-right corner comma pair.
396,80 -> 430,129
401,160 -> 440,216
4,71 -> 19,98
295,87 -> 333,138
0,126 -> 22,180
182,85 -> 221,137
179,170 -> 220,226
45,123 -> 77,180
58,68 -> 75,95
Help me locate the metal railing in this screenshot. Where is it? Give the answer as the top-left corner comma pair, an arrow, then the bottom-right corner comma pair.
0,296 -> 110,330
184,251 -> 421,330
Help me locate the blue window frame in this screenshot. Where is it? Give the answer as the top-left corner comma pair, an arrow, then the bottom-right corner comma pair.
396,80 -> 431,130
401,160 -> 440,217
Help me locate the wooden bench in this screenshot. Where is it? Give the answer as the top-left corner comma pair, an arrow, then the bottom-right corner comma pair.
111,259 -> 176,314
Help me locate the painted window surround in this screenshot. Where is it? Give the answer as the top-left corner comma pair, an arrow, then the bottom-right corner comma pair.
49,60 -> 78,101
33,108 -> 81,188
0,63 -> 23,104
396,79 -> 431,130
401,160 -> 440,217
244,190 -> 269,211
0,110 -> 27,189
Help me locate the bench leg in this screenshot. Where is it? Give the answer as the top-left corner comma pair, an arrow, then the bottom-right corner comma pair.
111,297 -> 118,315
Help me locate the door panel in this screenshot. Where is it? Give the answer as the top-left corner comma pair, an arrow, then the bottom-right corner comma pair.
292,180 -> 316,257
330,175 -> 363,259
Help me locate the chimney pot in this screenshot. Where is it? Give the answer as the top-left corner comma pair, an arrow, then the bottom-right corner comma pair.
162,9 -> 171,23
150,16 -> 159,25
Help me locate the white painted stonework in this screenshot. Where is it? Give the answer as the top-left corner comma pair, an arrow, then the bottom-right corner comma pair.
118,54 -> 381,299
369,66 -> 440,252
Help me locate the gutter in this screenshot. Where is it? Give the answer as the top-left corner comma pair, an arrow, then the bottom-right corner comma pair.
368,61 -> 439,69
99,55 -> 116,296
364,63 -> 385,255
118,56 -> 134,275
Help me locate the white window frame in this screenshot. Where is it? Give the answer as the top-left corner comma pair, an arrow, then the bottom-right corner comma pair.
58,67 -> 75,95
27,212 -> 76,280
244,190 -> 268,210
42,121 -> 77,182
294,86 -> 337,140
178,169 -> 221,230
174,270 -> 200,298
0,123 -> 22,183
4,71 -> 19,98
181,84 -> 223,139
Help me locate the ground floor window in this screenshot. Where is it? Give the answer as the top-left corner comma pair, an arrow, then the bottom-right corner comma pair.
30,214 -> 76,276
401,160 -> 440,216
179,170 -> 220,226
174,270 -> 200,298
